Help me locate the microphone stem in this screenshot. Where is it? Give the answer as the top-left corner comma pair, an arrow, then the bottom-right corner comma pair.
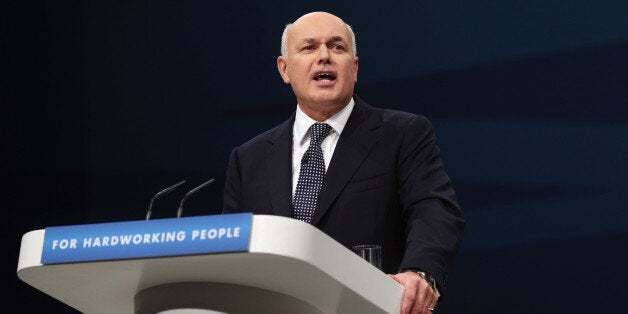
176,178 -> 215,218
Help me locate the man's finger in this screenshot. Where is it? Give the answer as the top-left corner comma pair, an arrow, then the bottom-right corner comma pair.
401,280 -> 418,314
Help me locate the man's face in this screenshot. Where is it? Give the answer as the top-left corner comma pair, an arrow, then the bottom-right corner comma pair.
277,12 -> 359,110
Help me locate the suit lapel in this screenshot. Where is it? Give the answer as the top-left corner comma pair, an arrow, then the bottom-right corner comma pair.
311,98 -> 383,225
265,116 -> 295,218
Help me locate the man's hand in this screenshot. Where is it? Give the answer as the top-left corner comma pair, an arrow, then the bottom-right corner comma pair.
388,271 -> 438,314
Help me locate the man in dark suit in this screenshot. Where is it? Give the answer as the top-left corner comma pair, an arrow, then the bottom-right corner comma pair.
223,11 -> 465,314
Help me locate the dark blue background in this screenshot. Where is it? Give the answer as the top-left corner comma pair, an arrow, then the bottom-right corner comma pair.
4,1 -> 627,313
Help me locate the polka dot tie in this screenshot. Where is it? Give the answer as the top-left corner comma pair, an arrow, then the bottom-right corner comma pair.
293,123 -> 332,223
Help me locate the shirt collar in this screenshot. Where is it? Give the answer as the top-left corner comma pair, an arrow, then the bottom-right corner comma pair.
294,98 -> 355,144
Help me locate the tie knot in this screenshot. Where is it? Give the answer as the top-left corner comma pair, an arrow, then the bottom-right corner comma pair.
309,123 -> 332,145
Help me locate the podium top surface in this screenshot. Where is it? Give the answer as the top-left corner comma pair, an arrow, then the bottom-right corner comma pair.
17,214 -> 403,314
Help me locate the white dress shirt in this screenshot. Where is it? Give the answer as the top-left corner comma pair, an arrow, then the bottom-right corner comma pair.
291,98 -> 355,197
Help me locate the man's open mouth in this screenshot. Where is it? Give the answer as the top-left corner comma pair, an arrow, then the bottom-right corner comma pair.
313,72 -> 336,81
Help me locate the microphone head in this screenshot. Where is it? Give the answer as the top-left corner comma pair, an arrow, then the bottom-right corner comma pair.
155,180 -> 187,198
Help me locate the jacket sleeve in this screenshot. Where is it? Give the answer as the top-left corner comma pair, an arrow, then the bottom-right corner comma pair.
222,147 -> 242,214
396,115 -> 466,295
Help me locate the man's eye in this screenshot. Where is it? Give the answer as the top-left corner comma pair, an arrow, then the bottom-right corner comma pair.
302,45 -> 314,51
332,44 -> 345,51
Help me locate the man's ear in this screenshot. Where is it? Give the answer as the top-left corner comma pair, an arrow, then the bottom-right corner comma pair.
277,56 -> 290,84
354,56 -> 359,82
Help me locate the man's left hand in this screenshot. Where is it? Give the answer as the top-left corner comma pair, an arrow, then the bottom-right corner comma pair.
388,271 -> 438,314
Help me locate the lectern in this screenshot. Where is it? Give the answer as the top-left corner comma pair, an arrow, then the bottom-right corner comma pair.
17,214 -> 403,314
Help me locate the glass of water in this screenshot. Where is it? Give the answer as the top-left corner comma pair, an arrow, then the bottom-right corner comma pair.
352,244 -> 382,270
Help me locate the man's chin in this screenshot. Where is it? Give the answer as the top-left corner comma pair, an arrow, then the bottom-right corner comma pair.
296,91 -> 352,120
308,100 -> 343,110
308,91 -> 350,105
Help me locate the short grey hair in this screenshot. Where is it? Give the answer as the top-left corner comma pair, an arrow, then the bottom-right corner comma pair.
280,22 -> 357,57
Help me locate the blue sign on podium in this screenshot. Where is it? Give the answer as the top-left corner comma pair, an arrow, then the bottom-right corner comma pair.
41,213 -> 252,264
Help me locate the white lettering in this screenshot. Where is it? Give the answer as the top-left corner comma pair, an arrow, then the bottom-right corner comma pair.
191,227 -> 241,240
132,234 -> 142,244
51,239 -> 76,250
70,230 -> 190,251
120,234 -> 132,245
167,232 -> 176,242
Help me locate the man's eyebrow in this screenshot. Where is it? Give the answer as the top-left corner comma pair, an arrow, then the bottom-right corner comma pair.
328,36 -> 345,43
300,36 -> 347,44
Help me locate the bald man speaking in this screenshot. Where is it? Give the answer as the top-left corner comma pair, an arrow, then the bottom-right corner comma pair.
223,12 -> 465,314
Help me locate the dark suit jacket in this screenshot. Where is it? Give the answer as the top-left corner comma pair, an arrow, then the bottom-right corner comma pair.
223,95 -> 465,293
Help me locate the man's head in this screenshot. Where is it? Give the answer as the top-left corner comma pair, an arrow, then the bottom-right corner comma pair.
277,12 -> 359,120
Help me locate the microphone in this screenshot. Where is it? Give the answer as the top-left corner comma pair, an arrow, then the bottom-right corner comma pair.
176,178 -> 216,218
146,180 -> 187,220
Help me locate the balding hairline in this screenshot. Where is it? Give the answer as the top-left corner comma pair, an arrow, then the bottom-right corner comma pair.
280,21 -> 357,58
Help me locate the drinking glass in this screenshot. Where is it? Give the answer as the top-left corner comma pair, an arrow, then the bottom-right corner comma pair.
352,244 -> 382,270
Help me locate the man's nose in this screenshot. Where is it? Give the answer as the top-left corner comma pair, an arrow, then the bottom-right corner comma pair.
318,46 -> 331,64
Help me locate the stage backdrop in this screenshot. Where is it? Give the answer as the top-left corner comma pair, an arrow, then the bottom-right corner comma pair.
4,1 -> 627,313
